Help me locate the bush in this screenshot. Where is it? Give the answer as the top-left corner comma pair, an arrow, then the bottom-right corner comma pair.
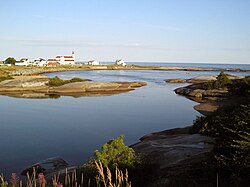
91,135 -> 140,169
0,75 -> 14,82
203,72 -> 232,90
190,104 -> 250,176
230,76 -> 250,96
47,76 -> 86,86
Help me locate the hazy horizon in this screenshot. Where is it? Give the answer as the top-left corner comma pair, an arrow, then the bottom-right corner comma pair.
1,0 -> 250,64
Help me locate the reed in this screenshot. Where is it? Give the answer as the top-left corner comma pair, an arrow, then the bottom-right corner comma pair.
1,162 -> 131,187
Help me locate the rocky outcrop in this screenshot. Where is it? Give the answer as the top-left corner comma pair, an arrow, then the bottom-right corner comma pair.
0,76 -> 147,98
0,76 -> 49,87
165,78 -> 186,83
165,75 -> 243,84
186,76 -> 217,83
132,127 -> 215,186
21,157 -> 69,176
174,83 -> 229,99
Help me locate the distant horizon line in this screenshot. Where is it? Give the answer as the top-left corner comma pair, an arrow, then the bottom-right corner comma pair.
1,58 -> 249,65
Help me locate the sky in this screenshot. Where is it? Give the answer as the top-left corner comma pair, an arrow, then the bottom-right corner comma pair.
0,0 -> 250,63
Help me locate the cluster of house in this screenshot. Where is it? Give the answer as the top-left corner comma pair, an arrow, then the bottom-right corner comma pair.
1,51 -> 127,67
12,51 -> 76,67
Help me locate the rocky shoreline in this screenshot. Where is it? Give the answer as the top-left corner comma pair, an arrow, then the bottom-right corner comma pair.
0,76 -> 147,98
1,65 -> 249,77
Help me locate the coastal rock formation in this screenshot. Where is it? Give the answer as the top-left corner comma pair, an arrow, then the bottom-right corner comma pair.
0,76 -> 147,98
132,127 -> 214,186
165,78 -> 186,83
174,83 -> 229,99
186,76 -> 217,83
0,76 -> 49,87
165,75 -> 243,84
21,157 -> 69,176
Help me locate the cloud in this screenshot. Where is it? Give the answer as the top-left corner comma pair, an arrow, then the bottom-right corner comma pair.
18,39 -> 174,50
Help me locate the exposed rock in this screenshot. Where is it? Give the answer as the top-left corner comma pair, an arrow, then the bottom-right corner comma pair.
132,127 -> 214,186
21,157 -> 69,176
165,78 -> 186,83
0,76 -> 147,98
0,76 -> 49,87
186,76 -> 217,83
174,83 -> 229,99
188,89 -> 205,98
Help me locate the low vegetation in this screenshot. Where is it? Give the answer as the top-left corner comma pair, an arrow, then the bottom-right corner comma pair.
0,162 -> 131,187
47,76 -> 87,86
0,75 -> 14,82
203,71 -> 232,89
91,135 -> 140,169
203,72 -> 250,97
190,103 -> 250,185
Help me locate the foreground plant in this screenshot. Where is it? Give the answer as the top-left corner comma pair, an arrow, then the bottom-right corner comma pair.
93,135 -> 140,169
0,174 -> 8,187
95,161 -> 131,187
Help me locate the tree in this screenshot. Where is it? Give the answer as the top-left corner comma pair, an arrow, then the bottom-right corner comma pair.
4,57 -> 16,65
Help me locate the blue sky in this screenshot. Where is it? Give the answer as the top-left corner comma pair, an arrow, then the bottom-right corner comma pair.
0,0 -> 250,63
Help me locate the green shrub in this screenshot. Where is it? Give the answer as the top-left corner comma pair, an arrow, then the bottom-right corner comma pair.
190,104 -> 250,174
230,76 -> 250,96
0,75 -> 14,82
91,135 -> 140,169
203,72 -> 232,90
47,76 -> 86,86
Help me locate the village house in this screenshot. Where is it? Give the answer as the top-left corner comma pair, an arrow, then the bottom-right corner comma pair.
115,59 -> 126,66
87,60 -> 100,65
15,58 -> 30,66
47,59 -> 60,66
47,51 -> 75,65
33,58 -> 47,67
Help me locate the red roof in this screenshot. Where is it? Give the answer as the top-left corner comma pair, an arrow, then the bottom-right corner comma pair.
65,59 -> 74,61
64,56 -> 73,58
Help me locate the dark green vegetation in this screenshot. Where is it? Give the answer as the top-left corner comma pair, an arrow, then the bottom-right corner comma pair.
190,103 -> 250,186
203,72 -> 250,96
4,57 -> 16,65
0,75 -> 14,82
93,135 -> 140,169
47,76 -> 87,86
230,76 -> 250,96
83,135 -> 155,187
203,72 -> 232,89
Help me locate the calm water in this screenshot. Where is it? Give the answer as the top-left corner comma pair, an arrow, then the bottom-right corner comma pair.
0,66 -> 249,176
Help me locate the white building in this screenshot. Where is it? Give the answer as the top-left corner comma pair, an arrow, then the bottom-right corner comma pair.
15,58 -> 30,66
115,59 -> 126,66
55,51 -> 75,65
34,58 -> 47,67
87,60 -> 100,65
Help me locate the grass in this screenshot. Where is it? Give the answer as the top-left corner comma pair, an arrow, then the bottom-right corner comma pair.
47,76 -> 87,86
0,162 -> 131,187
0,75 -> 14,82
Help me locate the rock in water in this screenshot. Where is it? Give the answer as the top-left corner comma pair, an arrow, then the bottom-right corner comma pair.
21,157 -> 68,176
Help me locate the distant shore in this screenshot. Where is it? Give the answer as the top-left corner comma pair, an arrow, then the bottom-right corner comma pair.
0,64 -> 249,77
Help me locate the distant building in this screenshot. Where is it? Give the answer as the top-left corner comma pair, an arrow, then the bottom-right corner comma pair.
87,60 -> 100,65
55,51 -> 75,65
47,51 -> 75,65
34,58 -> 47,67
15,58 -> 30,66
115,59 -> 126,66
47,59 -> 60,66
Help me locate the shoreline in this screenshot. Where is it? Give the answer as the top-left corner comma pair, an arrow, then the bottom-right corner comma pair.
1,64 -> 249,77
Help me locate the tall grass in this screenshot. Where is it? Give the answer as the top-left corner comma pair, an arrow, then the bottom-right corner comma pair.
0,162 -> 131,187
